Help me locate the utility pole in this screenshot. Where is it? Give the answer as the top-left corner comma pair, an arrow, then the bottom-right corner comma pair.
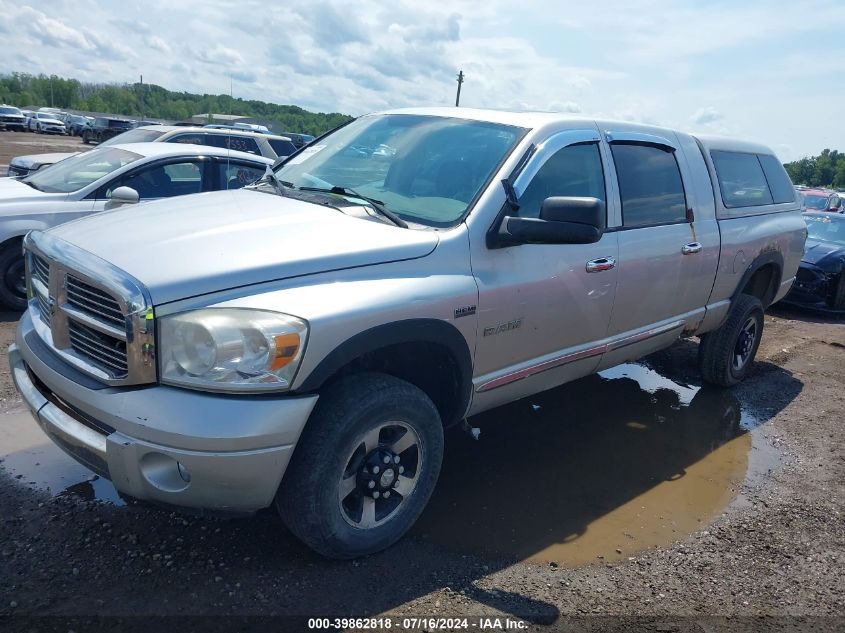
455,70 -> 464,107
50,75 -> 54,107
139,74 -> 144,121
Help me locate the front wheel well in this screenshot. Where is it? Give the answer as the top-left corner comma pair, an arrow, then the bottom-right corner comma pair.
0,235 -> 24,254
319,342 -> 467,427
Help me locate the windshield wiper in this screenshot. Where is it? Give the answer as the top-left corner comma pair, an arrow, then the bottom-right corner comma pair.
298,186 -> 408,228
252,170 -> 293,197
21,179 -> 41,191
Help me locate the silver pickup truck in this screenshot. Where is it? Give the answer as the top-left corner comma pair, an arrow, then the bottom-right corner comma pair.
9,108 -> 805,558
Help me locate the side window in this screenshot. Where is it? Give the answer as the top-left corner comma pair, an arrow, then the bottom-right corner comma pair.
218,162 -> 265,190
611,143 -> 687,227
226,136 -> 260,154
710,151 -> 774,208
517,143 -> 606,219
167,133 -> 208,145
268,139 -> 296,157
757,154 -> 796,204
110,161 -> 204,199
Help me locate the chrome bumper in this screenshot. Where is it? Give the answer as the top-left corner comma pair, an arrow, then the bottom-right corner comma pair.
10,312 -> 319,512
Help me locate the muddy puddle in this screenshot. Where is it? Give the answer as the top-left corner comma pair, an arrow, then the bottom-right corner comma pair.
414,362 -> 777,566
0,361 -> 778,565
0,405 -> 123,505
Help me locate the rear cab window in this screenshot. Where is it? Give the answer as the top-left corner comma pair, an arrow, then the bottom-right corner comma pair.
704,145 -> 798,217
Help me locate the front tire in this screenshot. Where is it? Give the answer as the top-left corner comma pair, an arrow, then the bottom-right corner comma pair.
0,244 -> 28,311
698,294 -> 764,387
830,275 -> 845,311
276,372 -> 444,559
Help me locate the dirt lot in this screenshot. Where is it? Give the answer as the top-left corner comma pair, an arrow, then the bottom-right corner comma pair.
0,130 -> 87,174
0,133 -> 843,632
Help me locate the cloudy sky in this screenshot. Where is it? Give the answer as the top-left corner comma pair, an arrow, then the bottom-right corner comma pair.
1,0 -> 843,160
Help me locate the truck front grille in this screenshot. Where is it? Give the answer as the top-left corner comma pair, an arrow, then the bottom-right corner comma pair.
66,275 -> 125,328
25,233 -> 156,386
68,320 -> 129,377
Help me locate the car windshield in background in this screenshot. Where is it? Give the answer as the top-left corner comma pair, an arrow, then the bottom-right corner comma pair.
24,147 -> 141,193
802,194 -> 830,210
805,214 -> 845,245
275,114 -> 524,227
100,128 -> 166,146
0,106 -> 20,114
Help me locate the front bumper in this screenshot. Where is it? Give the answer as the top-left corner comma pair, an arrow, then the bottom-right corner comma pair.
784,263 -> 839,308
9,312 -> 319,512
40,125 -> 66,134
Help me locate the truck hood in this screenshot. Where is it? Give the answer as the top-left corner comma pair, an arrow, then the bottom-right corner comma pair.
11,152 -> 77,169
802,238 -> 845,270
48,189 -> 439,305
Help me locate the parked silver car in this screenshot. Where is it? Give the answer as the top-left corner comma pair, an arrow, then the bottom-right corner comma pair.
0,105 -> 27,131
8,125 -> 297,177
27,112 -> 67,135
0,142 -> 272,308
10,108 -> 805,558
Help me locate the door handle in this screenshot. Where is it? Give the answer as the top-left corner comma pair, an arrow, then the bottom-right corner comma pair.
586,256 -> 616,273
681,242 -> 703,255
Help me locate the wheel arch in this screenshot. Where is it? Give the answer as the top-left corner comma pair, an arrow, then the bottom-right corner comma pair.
732,251 -> 784,309
294,319 -> 474,427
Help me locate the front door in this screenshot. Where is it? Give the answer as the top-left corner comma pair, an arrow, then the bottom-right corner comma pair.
469,128 -> 620,414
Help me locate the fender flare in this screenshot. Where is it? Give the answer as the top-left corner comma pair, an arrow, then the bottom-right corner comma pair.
732,250 -> 784,308
295,318 -> 474,423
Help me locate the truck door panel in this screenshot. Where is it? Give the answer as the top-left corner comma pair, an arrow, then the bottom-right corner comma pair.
468,129 -> 619,415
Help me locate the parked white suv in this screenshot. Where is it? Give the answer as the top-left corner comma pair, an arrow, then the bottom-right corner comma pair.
7,125 -> 297,177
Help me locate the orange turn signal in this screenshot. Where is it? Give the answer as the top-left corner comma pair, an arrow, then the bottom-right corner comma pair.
271,333 -> 300,370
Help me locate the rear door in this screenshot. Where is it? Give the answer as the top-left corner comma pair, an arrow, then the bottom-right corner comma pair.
599,131 -> 719,368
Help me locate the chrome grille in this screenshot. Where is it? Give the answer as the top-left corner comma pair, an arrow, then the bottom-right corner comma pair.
68,320 -> 128,377
66,275 -> 125,328
35,292 -> 50,326
24,231 -> 156,387
33,255 -> 50,288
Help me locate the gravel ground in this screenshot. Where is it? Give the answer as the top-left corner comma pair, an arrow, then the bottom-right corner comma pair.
0,306 -> 842,632
0,130 -> 86,174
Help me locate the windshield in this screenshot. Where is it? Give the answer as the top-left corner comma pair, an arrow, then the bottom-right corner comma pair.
802,194 -> 830,210
24,147 -> 141,193
275,114 -> 524,227
100,128 -> 166,146
0,106 -> 21,115
805,215 -> 845,245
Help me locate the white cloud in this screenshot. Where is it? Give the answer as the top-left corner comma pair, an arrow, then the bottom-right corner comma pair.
691,107 -> 724,125
0,0 -> 842,157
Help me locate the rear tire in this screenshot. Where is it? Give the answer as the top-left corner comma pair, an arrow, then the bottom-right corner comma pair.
276,372 -> 444,559
698,294 -> 764,387
0,243 -> 28,311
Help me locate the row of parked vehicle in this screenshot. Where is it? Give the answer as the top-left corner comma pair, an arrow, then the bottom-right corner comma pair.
795,185 -> 845,214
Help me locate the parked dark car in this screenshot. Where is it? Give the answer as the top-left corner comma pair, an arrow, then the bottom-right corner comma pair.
279,131 -> 315,148
0,105 -> 27,131
82,117 -> 135,144
66,114 -> 94,136
784,212 -> 845,310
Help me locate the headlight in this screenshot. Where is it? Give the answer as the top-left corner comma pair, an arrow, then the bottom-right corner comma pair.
159,308 -> 308,392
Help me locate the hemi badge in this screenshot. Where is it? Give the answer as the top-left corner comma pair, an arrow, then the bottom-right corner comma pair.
454,305 -> 477,319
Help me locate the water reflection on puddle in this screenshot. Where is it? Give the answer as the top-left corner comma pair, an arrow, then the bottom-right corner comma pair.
414,363 -> 769,566
0,406 -> 124,505
1,361 -> 775,565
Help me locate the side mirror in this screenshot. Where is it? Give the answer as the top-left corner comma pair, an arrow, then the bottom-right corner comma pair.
106,186 -> 140,209
496,197 -> 605,246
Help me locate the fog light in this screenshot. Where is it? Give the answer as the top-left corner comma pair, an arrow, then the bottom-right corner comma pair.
139,452 -> 191,492
177,461 -> 191,483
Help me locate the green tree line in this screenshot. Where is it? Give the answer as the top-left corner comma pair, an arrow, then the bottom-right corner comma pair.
784,149 -> 845,190
0,72 -> 352,136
